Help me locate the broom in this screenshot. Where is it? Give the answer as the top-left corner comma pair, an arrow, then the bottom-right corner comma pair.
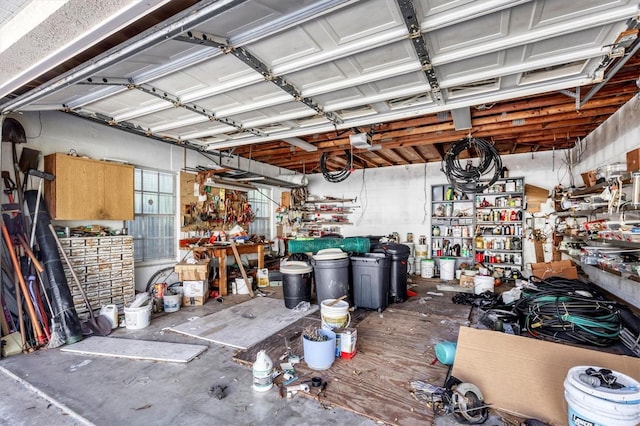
17,235 -> 65,348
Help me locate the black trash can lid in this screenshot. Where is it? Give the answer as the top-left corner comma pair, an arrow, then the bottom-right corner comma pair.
280,261 -> 313,274
375,243 -> 411,255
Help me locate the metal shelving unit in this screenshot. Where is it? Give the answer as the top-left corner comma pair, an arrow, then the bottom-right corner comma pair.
430,178 -> 526,273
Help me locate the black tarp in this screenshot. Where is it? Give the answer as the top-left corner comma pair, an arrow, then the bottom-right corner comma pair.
25,190 -> 82,344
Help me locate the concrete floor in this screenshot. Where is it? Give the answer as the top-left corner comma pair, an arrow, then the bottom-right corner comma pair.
0,290 -> 502,426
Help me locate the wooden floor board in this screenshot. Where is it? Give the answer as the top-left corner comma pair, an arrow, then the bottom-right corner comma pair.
233,279 -> 472,426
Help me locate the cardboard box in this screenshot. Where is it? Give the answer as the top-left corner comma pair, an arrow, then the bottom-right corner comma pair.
281,191 -> 291,208
334,327 -> 357,359
174,259 -> 210,281
452,327 -> 639,426
182,293 -> 209,306
530,259 -> 578,280
580,170 -> 598,187
627,148 -> 640,173
459,275 -> 475,288
182,280 -> 208,297
525,184 -> 549,213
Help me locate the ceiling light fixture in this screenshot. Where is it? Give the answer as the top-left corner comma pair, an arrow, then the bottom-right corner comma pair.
283,137 -> 317,152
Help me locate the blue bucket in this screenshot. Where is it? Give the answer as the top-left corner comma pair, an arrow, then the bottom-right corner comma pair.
302,329 -> 336,370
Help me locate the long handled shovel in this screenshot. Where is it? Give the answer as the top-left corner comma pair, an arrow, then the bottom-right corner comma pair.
48,224 -> 112,336
1,223 -> 45,346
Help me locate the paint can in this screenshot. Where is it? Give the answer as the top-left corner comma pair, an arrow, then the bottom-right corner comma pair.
421,259 -> 435,278
163,293 -> 181,312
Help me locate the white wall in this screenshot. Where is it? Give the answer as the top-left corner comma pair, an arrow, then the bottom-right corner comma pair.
572,94 -> 640,175
569,94 -> 640,307
305,150 -> 565,271
1,111 -> 283,291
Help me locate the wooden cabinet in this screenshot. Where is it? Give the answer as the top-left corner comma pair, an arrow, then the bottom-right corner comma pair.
44,153 -> 134,220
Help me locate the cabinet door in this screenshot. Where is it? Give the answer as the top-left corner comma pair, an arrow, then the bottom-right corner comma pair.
45,154 -> 105,219
44,153 -> 133,220
103,163 -> 134,220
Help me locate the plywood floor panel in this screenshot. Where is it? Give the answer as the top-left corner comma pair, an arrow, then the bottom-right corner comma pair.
233,303 -> 472,426
61,336 -> 207,363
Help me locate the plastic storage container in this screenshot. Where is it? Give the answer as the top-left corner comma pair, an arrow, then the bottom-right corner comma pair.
312,248 -> 350,304
280,261 -> 313,309
351,253 -> 390,311
288,237 -> 370,254
372,243 -> 410,303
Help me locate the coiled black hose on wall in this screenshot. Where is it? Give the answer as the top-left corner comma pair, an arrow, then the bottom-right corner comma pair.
442,137 -> 502,193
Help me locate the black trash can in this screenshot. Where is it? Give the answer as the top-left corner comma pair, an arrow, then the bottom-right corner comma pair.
312,248 -> 350,305
373,243 -> 410,303
280,261 -> 313,309
351,253 -> 390,312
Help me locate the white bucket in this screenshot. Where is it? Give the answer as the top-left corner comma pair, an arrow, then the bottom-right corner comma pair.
99,304 -> 118,329
474,275 -> 494,294
439,258 -> 455,280
414,256 -> 425,275
414,244 -> 428,258
163,294 -> 181,313
320,299 -> 351,329
564,365 -> 640,426
421,259 -> 435,278
124,303 -> 152,330
233,277 -> 253,294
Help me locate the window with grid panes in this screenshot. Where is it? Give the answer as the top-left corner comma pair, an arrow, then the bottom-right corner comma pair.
248,189 -> 271,238
126,169 -> 176,262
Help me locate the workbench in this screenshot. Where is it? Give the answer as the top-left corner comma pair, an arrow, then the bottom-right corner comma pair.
191,243 -> 264,296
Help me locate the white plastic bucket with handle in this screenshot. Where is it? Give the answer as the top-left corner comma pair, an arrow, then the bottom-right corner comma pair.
163,294 -> 181,312
320,299 -> 351,329
439,257 -> 455,280
124,303 -> 151,330
564,365 -> 640,426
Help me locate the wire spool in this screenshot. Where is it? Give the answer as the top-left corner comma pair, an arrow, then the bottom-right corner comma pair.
320,149 -> 352,183
442,137 -> 502,193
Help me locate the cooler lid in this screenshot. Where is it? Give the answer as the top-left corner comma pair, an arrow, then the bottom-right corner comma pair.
313,248 -> 348,260
280,261 -> 313,274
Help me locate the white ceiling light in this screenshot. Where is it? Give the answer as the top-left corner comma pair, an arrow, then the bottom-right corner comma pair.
282,137 -> 317,152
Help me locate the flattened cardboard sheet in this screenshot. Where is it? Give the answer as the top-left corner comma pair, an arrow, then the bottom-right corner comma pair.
452,327 -> 639,426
